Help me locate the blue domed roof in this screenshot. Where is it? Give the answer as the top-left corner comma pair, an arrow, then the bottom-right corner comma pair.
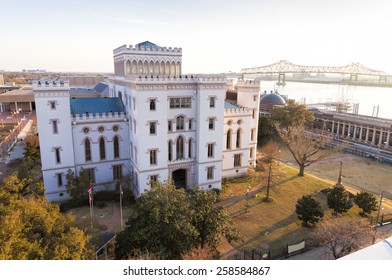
260,93 -> 286,106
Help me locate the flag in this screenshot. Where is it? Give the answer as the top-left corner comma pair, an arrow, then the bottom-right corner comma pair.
88,184 -> 93,204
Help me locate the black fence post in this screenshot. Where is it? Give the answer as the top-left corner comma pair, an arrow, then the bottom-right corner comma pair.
251,249 -> 255,260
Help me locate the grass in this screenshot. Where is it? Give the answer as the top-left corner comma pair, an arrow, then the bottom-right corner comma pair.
218,161 -> 384,257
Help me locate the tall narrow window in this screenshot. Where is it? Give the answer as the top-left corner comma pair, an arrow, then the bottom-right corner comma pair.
113,165 -> 123,180
150,99 -> 156,111
236,129 -> 241,148
250,147 -> 254,158
209,97 -> 215,108
188,119 -> 193,130
50,101 -> 56,110
234,154 -> 242,167
52,120 -> 58,134
149,122 -> 156,135
208,118 -> 214,130
99,137 -> 106,160
168,120 -> 172,132
207,143 -> 214,158
54,148 -> 61,164
251,129 -> 255,141
113,135 -> 120,159
176,136 -> 184,160
207,167 -> 214,180
150,149 -> 157,165
86,168 -> 96,183
85,138 -> 91,162
168,140 -> 173,161
226,129 -> 232,150
252,109 -> 256,119
176,116 -> 184,130
150,175 -> 158,184
56,173 -> 63,187
188,138 -> 192,158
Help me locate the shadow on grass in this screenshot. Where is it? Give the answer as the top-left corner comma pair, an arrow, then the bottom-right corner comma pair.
221,215 -> 316,259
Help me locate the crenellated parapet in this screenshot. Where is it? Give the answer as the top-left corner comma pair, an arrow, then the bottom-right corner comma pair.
122,74 -> 226,83
224,106 -> 251,115
72,111 -> 127,122
114,44 -> 182,55
32,79 -> 70,90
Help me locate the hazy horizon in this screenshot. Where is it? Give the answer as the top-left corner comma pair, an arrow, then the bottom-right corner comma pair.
1,0 -> 392,74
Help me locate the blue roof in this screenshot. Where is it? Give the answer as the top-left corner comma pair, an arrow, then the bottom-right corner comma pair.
70,97 -> 124,116
93,82 -> 109,94
224,101 -> 240,109
136,41 -> 158,48
69,88 -> 98,94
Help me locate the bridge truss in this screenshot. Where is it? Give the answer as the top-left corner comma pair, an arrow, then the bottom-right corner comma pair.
241,60 -> 385,76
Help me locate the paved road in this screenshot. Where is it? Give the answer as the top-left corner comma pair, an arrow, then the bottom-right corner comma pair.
0,113 -> 36,182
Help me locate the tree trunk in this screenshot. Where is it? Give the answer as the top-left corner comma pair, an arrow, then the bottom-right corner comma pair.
298,164 -> 305,176
266,161 -> 272,200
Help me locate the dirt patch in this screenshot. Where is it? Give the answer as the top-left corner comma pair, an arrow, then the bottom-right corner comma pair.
279,147 -> 392,195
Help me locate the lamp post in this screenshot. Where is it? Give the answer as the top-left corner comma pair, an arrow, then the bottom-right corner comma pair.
119,184 -> 124,230
375,191 -> 392,227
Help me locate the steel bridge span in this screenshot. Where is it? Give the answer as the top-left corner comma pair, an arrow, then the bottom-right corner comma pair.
241,60 -> 388,85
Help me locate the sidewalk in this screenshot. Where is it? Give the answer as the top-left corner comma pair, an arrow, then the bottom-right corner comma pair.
3,119 -> 34,162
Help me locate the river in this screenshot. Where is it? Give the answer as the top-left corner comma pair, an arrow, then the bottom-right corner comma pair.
259,81 -> 392,120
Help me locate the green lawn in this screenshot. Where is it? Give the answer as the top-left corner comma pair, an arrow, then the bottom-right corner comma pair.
219,163 -> 369,255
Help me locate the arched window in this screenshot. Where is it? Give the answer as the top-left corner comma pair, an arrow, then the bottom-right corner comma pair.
99,137 -> 106,160
236,129 -> 241,148
188,138 -> 192,158
84,138 -> 91,162
226,129 -> 232,150
168,140 -> 173,161
113,135 -> 120,159
176,136 -> 184,160
176,116 -> 184,130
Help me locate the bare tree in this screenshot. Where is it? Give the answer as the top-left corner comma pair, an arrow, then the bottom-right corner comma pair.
261,142 -> 281,202
313,216 -> 380,259
276,124 -> 332,176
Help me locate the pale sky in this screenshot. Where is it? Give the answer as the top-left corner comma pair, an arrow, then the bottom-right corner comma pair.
1,0 -> 392,74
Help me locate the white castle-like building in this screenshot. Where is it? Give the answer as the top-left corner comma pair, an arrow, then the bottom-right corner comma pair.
35,41 -> 260,201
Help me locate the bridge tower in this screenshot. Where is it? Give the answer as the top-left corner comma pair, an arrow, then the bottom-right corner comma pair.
379,75 -> 387,83
277,73 -> 286,85
349,74 -> 358,82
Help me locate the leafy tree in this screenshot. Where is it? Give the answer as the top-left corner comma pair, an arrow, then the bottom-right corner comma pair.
271,100 -> 331,176
261,142 -> 281,201
115,181 -> 197,259
115,182 -> 240,260
65,168 -> 92,201
190,187 -> 241,250
271,99 -> 314,128
313,216 -> 379,259
23,142 -> 40,163
327,185 -> 353,214
0,175 -> 44,204
257,115 -> 278,146
354,191 -> 378,215
0,176 -> 94,260
295,195 -> 324,226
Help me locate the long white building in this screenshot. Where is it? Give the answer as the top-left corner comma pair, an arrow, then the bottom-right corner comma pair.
35,41 -> 260,201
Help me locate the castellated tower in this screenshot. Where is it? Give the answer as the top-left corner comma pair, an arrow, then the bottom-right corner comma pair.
113,41 -> 182,77
236,80 -> 260,169
33,79 -> 75,201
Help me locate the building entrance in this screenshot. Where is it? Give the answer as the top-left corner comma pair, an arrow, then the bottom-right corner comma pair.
172,169 -> 186,189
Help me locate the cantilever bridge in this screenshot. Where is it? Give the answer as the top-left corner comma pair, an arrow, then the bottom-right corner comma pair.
241,60 -> 388,85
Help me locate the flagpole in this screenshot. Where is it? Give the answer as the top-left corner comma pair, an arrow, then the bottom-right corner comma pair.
120,184 -> 123,230
88,182 -> 94,229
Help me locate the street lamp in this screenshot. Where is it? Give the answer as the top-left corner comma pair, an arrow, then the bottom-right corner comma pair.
375,190 -> 392,227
